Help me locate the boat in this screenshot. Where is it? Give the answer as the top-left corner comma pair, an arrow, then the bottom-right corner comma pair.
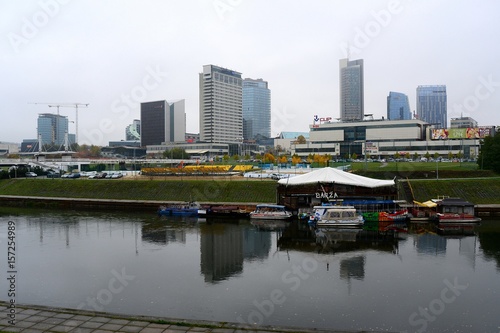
308,204 -> 364,228
158,202 -> 202,217
249,204 -> 293,220
435,197 -> 481,223
204,205 -> 250,218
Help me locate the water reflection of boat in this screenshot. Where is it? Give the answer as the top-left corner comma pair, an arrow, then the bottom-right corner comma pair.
249,204 -> 292,220
251,219 -> 287,231
309,205 -> 364,228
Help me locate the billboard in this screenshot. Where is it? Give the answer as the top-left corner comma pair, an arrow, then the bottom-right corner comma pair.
431,127 -> 493,140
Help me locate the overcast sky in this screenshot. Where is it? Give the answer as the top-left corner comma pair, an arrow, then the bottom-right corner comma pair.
2,0 -> 499,146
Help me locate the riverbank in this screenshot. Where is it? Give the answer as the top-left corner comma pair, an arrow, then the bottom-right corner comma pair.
0,301 -> 394,333
0,176 -> 499,207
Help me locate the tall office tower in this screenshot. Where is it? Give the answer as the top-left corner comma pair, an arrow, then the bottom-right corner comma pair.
37,113 -> 70,146
339,58 -> 364,121
387,92 -> 411,120
125,119 -> 141,141
199,65 -> 243,143
140,100 -> 186,146
243,78 -> 271,140
416,85 -> 447,128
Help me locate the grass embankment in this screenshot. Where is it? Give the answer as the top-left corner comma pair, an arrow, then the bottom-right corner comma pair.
0,178 -> 277,203
406,178 -> 500,204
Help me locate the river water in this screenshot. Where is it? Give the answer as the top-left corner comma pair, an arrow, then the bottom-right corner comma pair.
1,208 -> 499,333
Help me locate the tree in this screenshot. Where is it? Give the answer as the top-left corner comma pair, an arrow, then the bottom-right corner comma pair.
296,135 -> 306,144
413,152 -> 419,161
425,151 -> 431,160
163,147 -> 186,159
478,134 -> 500,172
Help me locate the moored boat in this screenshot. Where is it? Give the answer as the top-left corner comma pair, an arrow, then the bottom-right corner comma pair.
436,197 -> 481,223
309,204 -> 364,228
249,204 -> 292,220
204,205 -> 250,218
158,202 -> 201,217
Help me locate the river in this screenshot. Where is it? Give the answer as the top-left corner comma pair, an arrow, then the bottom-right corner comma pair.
0,208 -> 499,332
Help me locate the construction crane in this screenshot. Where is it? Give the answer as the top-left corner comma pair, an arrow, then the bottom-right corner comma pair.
30,102 -> 89,144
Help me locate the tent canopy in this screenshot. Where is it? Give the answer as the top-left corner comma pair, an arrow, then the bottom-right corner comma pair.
277,167 -> 395,188
413,200 -> 438,208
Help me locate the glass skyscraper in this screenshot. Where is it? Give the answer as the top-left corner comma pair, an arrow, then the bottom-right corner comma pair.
199,65 -> 242,143
339,58 -> 364,121
387,91 -> 411,120
140,100 -> 186,146
243,78 -> 271,140
37,113 -> 69,146
416,85 -> 447,128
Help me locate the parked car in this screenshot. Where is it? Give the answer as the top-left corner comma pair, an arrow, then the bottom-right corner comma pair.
25,172 -> 37,177
46,172 -> 60,178
63,173 -> 81,179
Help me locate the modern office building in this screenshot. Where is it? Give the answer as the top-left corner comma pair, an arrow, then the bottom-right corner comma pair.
125,119 -> 141,141
416,85 -> 447,128
387,92 -> 411,120
37,113 -> 73,146
243,78 -> 271,140
140,100 -> 186,146
199,64 -> 243,143
339,58 -> 364,121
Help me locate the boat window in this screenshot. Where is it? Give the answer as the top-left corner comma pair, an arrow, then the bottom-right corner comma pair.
344,211 -> 354,217
329,212 -> 341,218
464,207 -> 473,214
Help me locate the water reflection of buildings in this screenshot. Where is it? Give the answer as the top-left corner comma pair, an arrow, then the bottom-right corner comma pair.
141,223 -> 187,245
200,224 -> 271,283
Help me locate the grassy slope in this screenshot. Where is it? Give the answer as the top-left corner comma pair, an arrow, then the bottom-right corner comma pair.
407,178 -> 500,204
0,162 -> 499,204
0,178 -> 277,203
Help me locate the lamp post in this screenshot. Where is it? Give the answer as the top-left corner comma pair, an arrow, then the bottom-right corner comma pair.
436,158 -> 439,180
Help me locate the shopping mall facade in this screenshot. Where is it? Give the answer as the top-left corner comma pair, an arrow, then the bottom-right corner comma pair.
286,118 -> 495,160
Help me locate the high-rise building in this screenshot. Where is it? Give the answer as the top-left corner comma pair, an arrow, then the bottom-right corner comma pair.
37,113 -> 71,146
416,85 -> 447,128
243,78 -> 271,140
339,58 -> 364,121
125,119 -> 141,141
140,100 -> 186,146
450,116 -> 478,128
199,65 -> 243,143
387,92 -> 411,120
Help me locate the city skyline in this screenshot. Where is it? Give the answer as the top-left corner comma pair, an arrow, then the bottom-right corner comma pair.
2,1 -> 499,145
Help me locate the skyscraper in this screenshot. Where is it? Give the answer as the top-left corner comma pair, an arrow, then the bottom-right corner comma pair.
243,78 -> 271,140
339,58 -> 364,121
125,119 -> 141,141
140,100 -> 186,146
199,65 -> 243,143
387,92 -> 411,120
416,85 -> 447,128
37,113 -> 71,146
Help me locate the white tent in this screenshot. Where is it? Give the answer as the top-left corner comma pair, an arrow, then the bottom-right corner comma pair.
277,167 -> 395,188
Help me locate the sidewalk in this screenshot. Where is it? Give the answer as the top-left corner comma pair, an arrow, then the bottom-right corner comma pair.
0,301 -> 388,333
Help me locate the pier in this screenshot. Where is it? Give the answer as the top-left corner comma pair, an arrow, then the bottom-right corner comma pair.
0,301 -> 394,333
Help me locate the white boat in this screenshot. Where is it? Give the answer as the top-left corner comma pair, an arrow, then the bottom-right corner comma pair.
249,204 -> 292,220
309,205 -> 364,228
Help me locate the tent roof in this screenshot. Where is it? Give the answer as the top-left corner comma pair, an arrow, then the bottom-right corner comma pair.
277,167 -> 395,188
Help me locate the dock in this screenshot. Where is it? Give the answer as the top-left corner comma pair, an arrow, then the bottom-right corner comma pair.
0,301 -> 395,333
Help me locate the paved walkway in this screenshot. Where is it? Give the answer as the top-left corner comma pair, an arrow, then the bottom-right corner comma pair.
0,301 -> 382,333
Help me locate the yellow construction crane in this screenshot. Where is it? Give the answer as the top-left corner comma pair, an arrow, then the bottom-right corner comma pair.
30,102 -> 89,144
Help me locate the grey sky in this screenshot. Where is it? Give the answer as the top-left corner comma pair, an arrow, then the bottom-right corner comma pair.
2,0 -> 499,146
